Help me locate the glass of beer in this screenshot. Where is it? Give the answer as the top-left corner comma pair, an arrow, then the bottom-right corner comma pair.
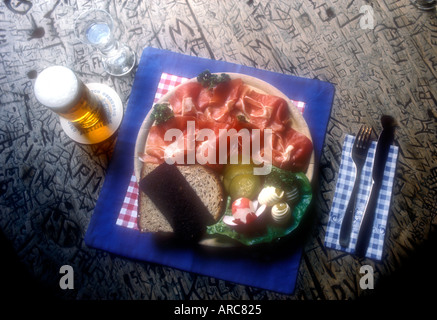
74,9 -> 136,76
34,66 -> 104,129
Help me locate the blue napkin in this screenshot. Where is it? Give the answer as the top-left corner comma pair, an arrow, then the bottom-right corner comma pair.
84,47 -> 335,294
325,134 -> 398,260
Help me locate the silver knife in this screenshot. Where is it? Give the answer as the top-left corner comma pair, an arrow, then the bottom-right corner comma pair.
354,115 -> 396,257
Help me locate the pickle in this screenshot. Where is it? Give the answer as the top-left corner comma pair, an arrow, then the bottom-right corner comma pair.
229,174 -> 261,200
223,163 -> 254,192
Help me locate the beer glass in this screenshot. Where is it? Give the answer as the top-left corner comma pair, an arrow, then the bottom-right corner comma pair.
34,66 -> 103,128
74,9 -> 136,76
411,0 -> 436,10
34,66 -> 124,144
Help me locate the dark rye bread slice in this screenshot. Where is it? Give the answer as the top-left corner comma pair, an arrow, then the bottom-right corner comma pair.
138,162 -> 226,240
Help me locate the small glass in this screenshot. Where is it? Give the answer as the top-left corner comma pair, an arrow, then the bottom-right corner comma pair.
411,0 -> 436,10
74,9 -> 136,76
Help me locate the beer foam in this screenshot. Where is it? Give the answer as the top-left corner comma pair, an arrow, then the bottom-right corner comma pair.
34,66 -> 80,109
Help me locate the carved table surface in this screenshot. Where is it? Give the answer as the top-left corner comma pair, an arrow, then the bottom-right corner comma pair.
1,0 -> 436,301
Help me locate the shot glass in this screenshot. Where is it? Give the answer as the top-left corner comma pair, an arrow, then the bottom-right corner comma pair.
74,9 -> 136,76
411,0 -> 437,10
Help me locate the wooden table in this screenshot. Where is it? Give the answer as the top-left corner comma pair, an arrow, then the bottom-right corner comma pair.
1,0 -> 436,301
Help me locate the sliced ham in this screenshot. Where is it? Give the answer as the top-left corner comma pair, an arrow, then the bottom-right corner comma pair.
198,79 -> 243,111
236,89 -> 290,132
143,116 -> 197,164
143,78 -> 313,173
271,127 -> 313,172
169,82 -> 203,116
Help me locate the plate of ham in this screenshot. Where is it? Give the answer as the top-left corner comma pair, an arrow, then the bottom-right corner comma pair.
134,72 -> 314,246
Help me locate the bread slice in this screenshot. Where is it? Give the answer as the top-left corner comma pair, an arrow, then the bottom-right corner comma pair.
137,162 -> 226,240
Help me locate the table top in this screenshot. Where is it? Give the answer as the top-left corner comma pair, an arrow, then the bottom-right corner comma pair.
1,0 -> 436,301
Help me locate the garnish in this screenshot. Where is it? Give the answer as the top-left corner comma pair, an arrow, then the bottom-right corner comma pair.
151,103 -> 174,125
206,168 -> 312,245
197,70 -> 230,89
264,166 -> 296,195
222,198 -> 266,227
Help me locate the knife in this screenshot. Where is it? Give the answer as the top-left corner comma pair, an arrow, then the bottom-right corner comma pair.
354,115 -> 396,257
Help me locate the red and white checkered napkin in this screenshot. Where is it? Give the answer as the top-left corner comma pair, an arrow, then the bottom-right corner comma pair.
116,73 -> 306,230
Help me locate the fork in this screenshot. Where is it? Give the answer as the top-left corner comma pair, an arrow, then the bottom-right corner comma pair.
339,125 -> 372,247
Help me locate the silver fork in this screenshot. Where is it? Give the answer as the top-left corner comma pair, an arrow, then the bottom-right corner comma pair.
339,126 -> 372,248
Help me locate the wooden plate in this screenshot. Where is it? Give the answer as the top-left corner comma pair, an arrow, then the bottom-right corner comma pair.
134,73 -> 314,247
